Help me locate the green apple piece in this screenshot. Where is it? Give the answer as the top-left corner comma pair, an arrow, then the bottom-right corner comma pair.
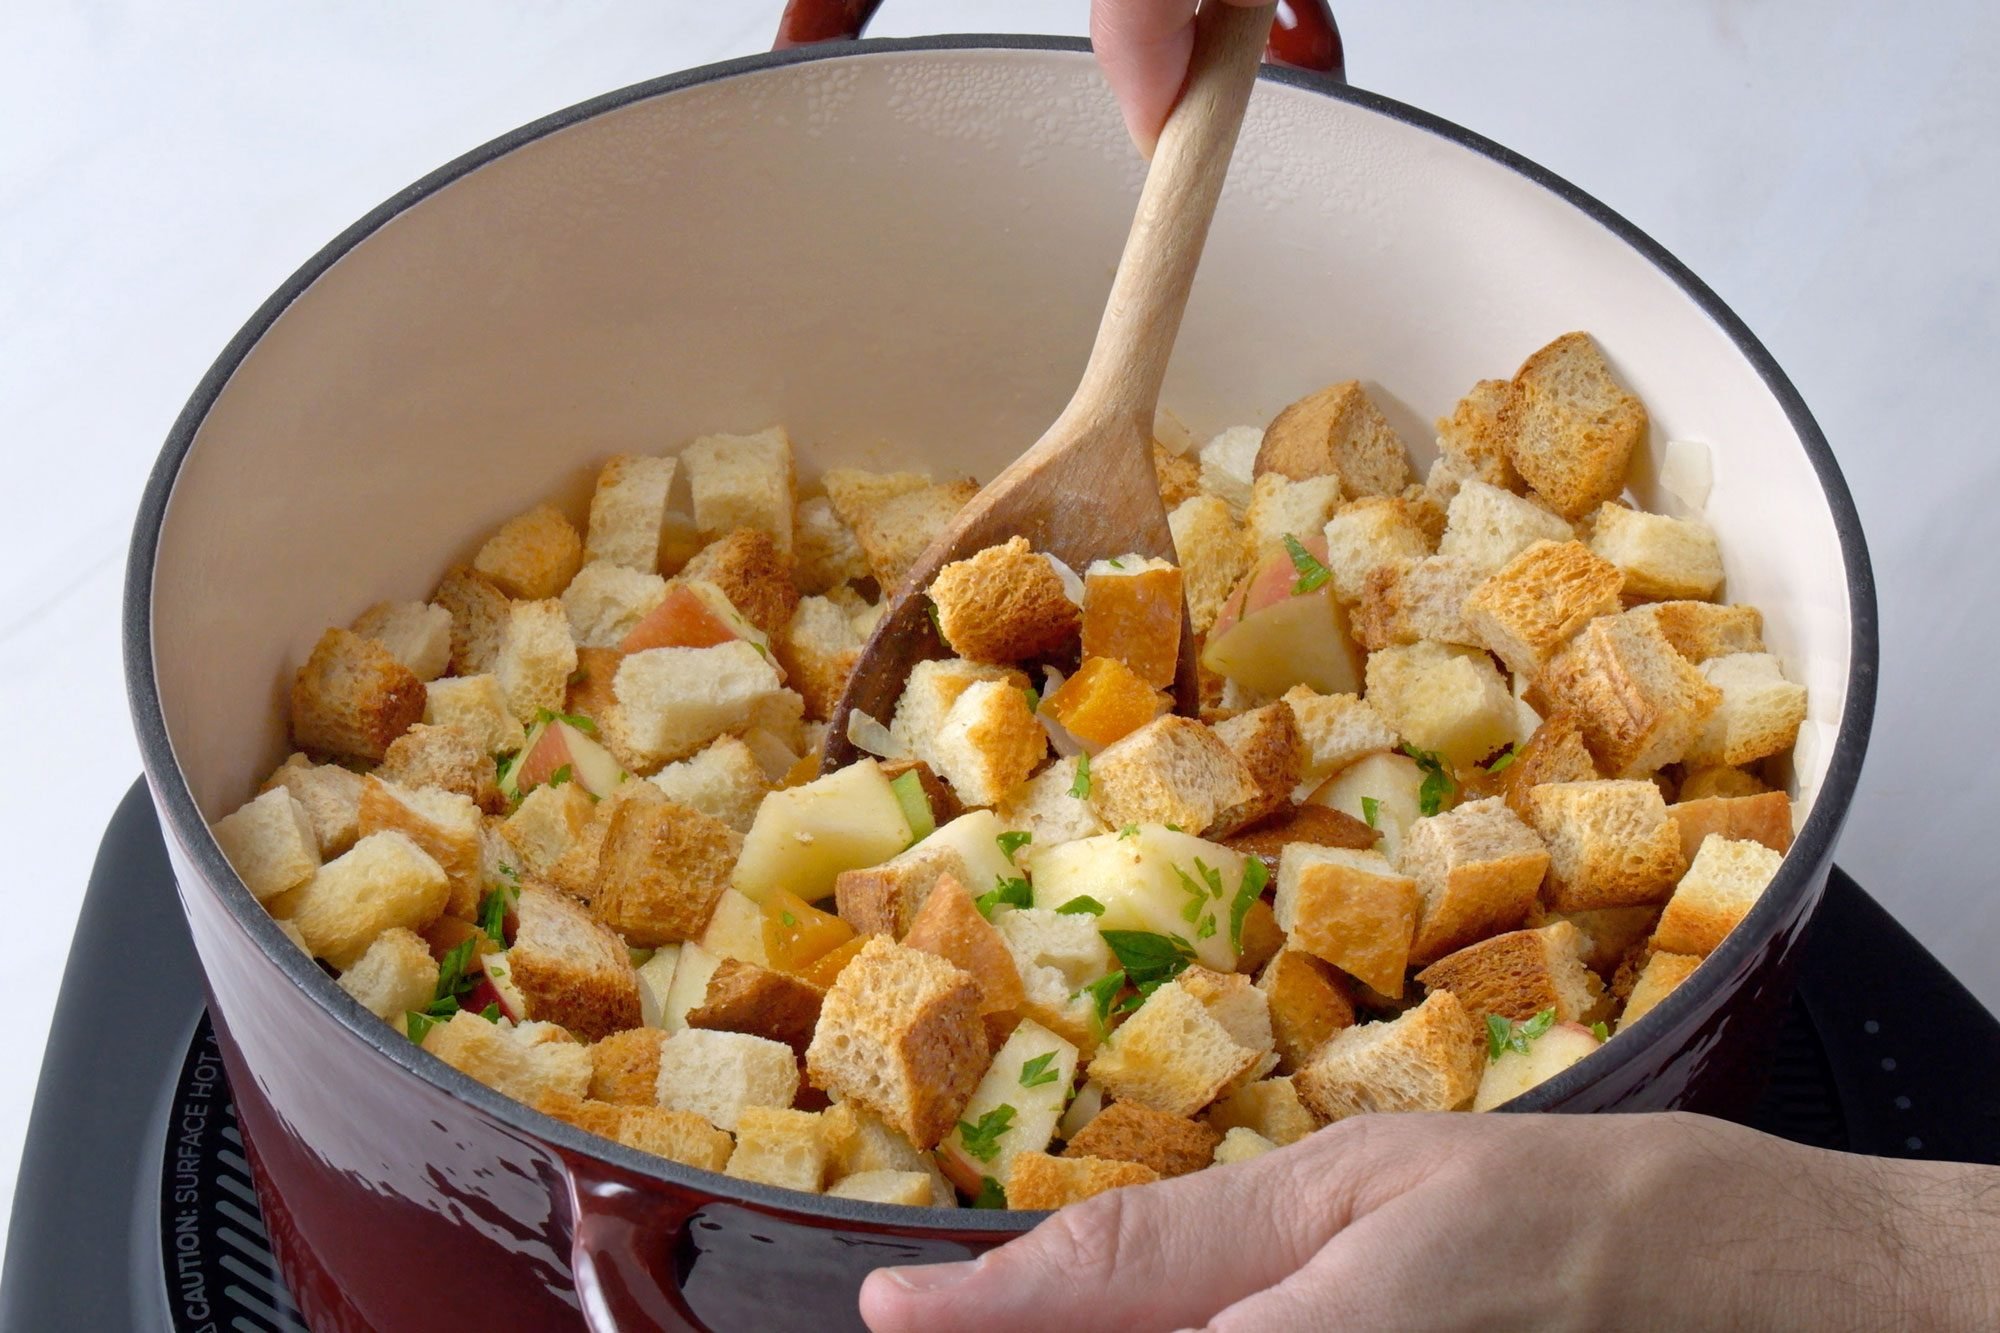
889,770 -> 935,844
698,888 -> 771,966
1308,752 -> 1428,862
732,759 -> 914,905
1057,1078 -> 1107,1142
1028,824 -> 1247,972
1473,1021 -> 1601,1111
636,944 -> 682,1029
1200,544 -> 1363,698
936,1020 -> 1079,1194
660,941 -> 721,1031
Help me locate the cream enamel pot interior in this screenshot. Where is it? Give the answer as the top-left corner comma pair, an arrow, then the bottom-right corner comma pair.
126,33 -> 1875,1333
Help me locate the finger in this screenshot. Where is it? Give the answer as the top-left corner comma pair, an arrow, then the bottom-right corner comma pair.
1089,0 -> 1198,155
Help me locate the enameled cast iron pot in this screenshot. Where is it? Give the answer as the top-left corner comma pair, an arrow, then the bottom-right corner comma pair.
124,3 -> 1876,1328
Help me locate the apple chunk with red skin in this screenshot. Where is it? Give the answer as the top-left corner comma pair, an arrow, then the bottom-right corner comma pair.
511,717 -> 627,799
1472,1021 -> 1601,1111
619,582 -> 766,654
1201,535 -> 1363,697
471,951 -> 528,1022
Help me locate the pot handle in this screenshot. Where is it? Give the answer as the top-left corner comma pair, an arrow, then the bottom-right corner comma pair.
566,1163 -> 708,1333
773,0 -> 1346,81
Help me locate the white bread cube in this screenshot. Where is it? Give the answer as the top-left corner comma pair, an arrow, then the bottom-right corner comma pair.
1414,921 -> 1604,1025
472,504 -> 584,601
647,736 -> 771,834
431,566 -> 512,676
1498,332 -> 1648,520
930,678 -> 1046,809
1530,611 -> 1722,776
1364,640 -> 1518,769
852,481 -> 979,589
1088,715 -> 1260,836
1651,834 -> 1783,956
1618,951 -> 1702,1031
1588,502 -> 1724,600
822,1101 -> 957,1207
584,454 -> 678,571
725,1107 -> 831,1193
377,724 -> 501,815
1526,779 -> 1686,914
1351,555 -> 1485,651
1198,425 -> 1263,512
212,787 -> 321,901
827,1169 -> 933,1207
1401,797 -> 1550,967
351,601 -> 454,682
1257,382 -> 1412,497
495,599 -> 578,724
1322,497 -> 1434,605
1433,378 -> 1520,492
1214,1127 -> 1279,1164
267,831 -> 450,968
1684,653 -> 1807,767
1178,967 -> 1277,1088
889,658 -> 1025,779
822,468 -> 933,530
1624,601 -> 1764,664
655,1028 -> 800,1130
423,674 -> 528,755
613,640 -> 802,770
775,594 -> 865,722
682,427 -> 796,553
1438,479 -> 1574,576
561,562 -> 669,649
835,809 -> 1015,939
1293,990 -> 1484,1121
261,754 -> 364,857
422,1011 -> 591,1103
500,781 -> 597,876
1462,539 -> 1626,677
995,756 -> 1110,848
1168,495 -> 1252,634
357,775 -> 484,916
998,913 -> 1112,1058
1205,1076 -> 1317,1147
1281,687 -> 1401,790
1273,844 -> 1419,997
289,627 -> 427,764
793,494 -> 868,593
337,926 -> 439,1021
1245,472 -> 1345,554
1087,978 -> 1259,1117
508,884 -> 643,1041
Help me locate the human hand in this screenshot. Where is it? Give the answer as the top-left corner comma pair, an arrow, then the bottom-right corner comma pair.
1091,0 -> 1271,154
860,1111 -> 2000,1331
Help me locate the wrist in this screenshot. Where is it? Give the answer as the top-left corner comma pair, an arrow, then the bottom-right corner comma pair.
1880,1157 -> 2000,1327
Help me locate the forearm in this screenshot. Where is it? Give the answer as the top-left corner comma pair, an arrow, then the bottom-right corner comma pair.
1881,1157 -> 2000,1327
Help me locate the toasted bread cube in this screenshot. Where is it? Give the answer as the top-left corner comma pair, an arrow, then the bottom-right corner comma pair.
1626,601 -> 1764,664
1179,966 -> 1277,1068
1588,503 -> 1724,600
834,810 -> 1008,938
1524,902 -> 1661,975
889,658 -> 1025,772
1532,611 -> 1722,776
358,776 -> 484,916
336,926 -> 438,1021
674,531 -> 797,641
1214,1127 -> 1280,1164
822,468 -> 934,528
1438,479 -> 1574,577
1352,556 -> 1485,651
1042,656 -> 1170,752
1402,797 -> 1550,967
1281,687 -> 1401,788
1365,640 -> 1518,770
432,566 -> 512,676
1526,780 -> 1686,913
1153,439 -> 1202,508
1678,766 -> 1773,801
423,1012 -> 591,1102
501,781 -> 597,877
929,679 -> 1046,809
995,756 -> 1110,849
1434,379 -> 1521,491
1684,653 -> 1807,768
1223,806 -> 1378,877
1321,497 -> 1434,604
1415,920 -> 1603,1025
472,504 -> 584,601
929,537 -> 1081,664
592,799 -> 739,946
588,1027 -> 668,1105
1082,557 -> 1184,688
805,937 -> 988,1146
537,1092 -> 734,1171
1062,1101 -> 1220,1179
1256,950 -> 1356,1073
1245,473 -> 1346,555
1494,712 -> 1600,817
261,754 -> 364,858
791,494 -> 867,592
775,595 -> 864,722
1168,495 -> 1253,634
613,640 -> 801,770
268,831 -> 448,969
561,562 -> 669,649
686,959 -> 825,1055
1670,791 -> 1793,866
1651,834 -> 1783,957
1005,1152 -> 1157,1209
378,724 -> 501,813
351,601 -> 453,683
584,454 -> 678,571
1499,333 -> 1648,520
494,599 -> 578,725
1205,1075 -> 1317,1146
1198,426 -> 1263,512
1256,381 -> 1412,498
683,427 -> 796,553
1617,951 -> 1702,1031
1463,540 -> 1625,676
290,627 -> 426,763
1273,845 -> 1419,996
826,1169 -> 933,1206
423,674 -> 528,756
822,1101 -> 957,1207
213,787 -> 321,901
1211,702 -> 1305,832
853,480 -> 979,589
646,736 -> 771,834
655,1028 -> 800,1131
902,875 -> 1026,1025
508,884 -> 642,1041
1086,978 -> 1259,1117
1293,990 -> 1483,1121
1088,715 -> 1260,836
997,908 -> 1115,1057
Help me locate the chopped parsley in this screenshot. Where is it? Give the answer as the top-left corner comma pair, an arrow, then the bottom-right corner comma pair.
1360,796 -> 1380,829
1018,1052 -> 1060,1088
974,876 -> 1034,920
956,1105 -> 1017,1163
1228,857 -> 1268,952
477,887 -> 514,949
1107,556 -> 1126,570
1024,685 -> 1040,713
1069,753 -> 1091,799
1080,971 -> 1126,1024
479,1002 -> 502,1023
406,1010 -> 443,1042
1100,930 -> 1197,989
1118,823 -> 1140,840
1055,895 -> 1105,916
1485,1007 -> 1558,1062
780,910 -> 799,928
1401,744 -> 1455,817
534,707 -> 598,735
1485,745 -> 1520,775
406,940 -> 483,1042
1591,1021 -> 1610,1043
548,764 -> 574,787
1174,865 -> 1209,925
997,830 -> 1034,862
496,862 -> 519,882
1194,915 -> 1217,940
972,1177 -> 1008,1209
1193,858 -> 1225,897
1281,534 -> 1332,595
1164,823 -> 1184,833
926,599 -> 943,636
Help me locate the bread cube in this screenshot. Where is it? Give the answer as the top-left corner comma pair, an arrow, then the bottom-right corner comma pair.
1273,845 -> 1418,996
930,679 -> 1046,809
834,809 -> 1008,937
775,595 -> 864,721
1204,1075 -> 1317,1147
1198,425 -> 1263,511
1087,715 -> 1259,836
1532,611 -> 1722,776
1438,479 -> 1574,577
1684,653 -> 1807,767
423,1012 -> 591,1103
853,480 -> 979,588
929,537 -> 1081,664
822,467 -> 933,529
1669,791 -> 1792,866
423,674 -> 528,755
1256,949 -> 1355,1072
584,454 -> 678,572
1292,990 -> 1484,1121
682,528 -> 801,639
473,504 -> 584,600
1005,1152 -> 1158,1209
682,427 -> 796,553
1213,1127 -> 1278,1164
592,799 -> 739,946
1256,381 -> 1412,498
1414,920 -> 1603,1025
377,724 -> 501,813
1625,601 -> 1764,664
1434,379 -> 1521,492
260,754 -> 363,858
613,640 -> 801,770
494,599 -> 578,725
336,926 -> 438,1021
902,875 -> 1026,1025
1168,495 -> 1252,633
1211,702 -> 1305,831
791,494 -> 867,592
351,600 -> 454,682
587,1027 -> 668,1105
1062,1101 -> 1220,1179
996,908 -> 1115,1057
1086,978 -> 1259,1117
1526,779 -> 1686,913
822,1101 -> 956,1207
358,776 -> 484,916
1588,503 -> 1724,600
500,781 -> 596,877
537,1092 -> 733,1171
646,736 -> 770,834
1678,766 -> 1773,801
1617,951 -> 1701,1031
804,936 -> 989,1147
1042,656 -> 1170,752
269,830 -> 449,968
290,627 -> 426,763
1246,473 -> 1346,554
1498,332 -> 1648,520
508,884 -> 642,1041
560,562 -> 668,649
889,658 -> 1025,773
1493,711 -> 1600,817
1463,540 -> 1625,676
212,787 -> 321,901
827,1169 -> 933,1207
995,757 -> 1109,849
1651,834 -> 1783,957
1401,797 -> 1550,967
1352,556 -> 1485,651
431,566 -> 512,675
1281,687 -> 1400,788
1365,640 -> 1518,770
1321,497 -> 1434,604
655,1027 -> 800,1131
1153,439 -> 1203,508
686,959 -> 826,1055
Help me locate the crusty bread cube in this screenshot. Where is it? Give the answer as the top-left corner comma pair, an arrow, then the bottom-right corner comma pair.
686,959 -> 825,1055
1198,426 -> 1263,512
1256,949 -> 1355,1073
822,1100 -> 956,1207
1588,503 -> 1724,600
1617,951 -> 1701,1031
804,936 -> 989,1147
996,908 -> 1114,1057
1223,806 -> 1378,878
680,528 -> 800,638
1213,1127 -> 1279,1164
1401,797 -> 1550,967
508,884 -> 642,1041
500,781 -> 596,877
588,1027 -> 668,1105
1087,715 -> 1260,836
995,756 -> 1109,849
682,427 -> 796,553
377,724 -> 502,814
1526,779 -> 1686,913
1153,440 -> 1203,508
336,926 -> 438,1020
1670,791 -> 1792,866
431,566 -> 512,676
592,799 -> 739,946
1062,1101 -> 1221,1179
494,599 -> 578,725
822,467 -> 934,527
358,776 -> 484,916
1211,702 -> 1305,832
888,658 -> 1024,773
1401,481 -> 1450,546
1494,711 -> 1600,817
584,454 -> 678,571
352,601 -> 453,682
613,640 -> 801,770
834,820 -> 998,939
424,1012 -> 591,1103
929,679 -> 1046,809
1438,479 -> 1574,577
853,480 -> 980,589
1678,766 -> 1773,801
473,504 -> 584,600
1273,845 -> 1419,996
1524,901 -> 1661,975
1294,990 -> 1484,1120
1086,978 -> 1259,1117
1415,920 -> 1604,1025
1651,834 -> 1783,957
268,831 -> 449,968
537,1092 -> 733,1171
1531,611 -> 1722,776
646,736 -> 770,834
1281,687 -> 1400,788
1684,653 -> 1807,767
212,787 -> 321,901
1168,495 -> 1252,633
653,1028 -> 799,1131
1256,381 -> 1412,498
724,1106 -> 831,1192
290,627 -> 426,763
1352,556 -> 1485,651
1177,966 -> 1277,1079
827,1169 -> 934,1207
1204,1075 -> 1317,1146
793,495 -> 869,593
1626,601 -> 1764,664
1434,379 -> 1521,492
1365,640 -> 1518,770
1081,557 -> 1183,689
423,674 -> 528,755
1463,540 -> 1625,676
902,875 -> 1026,1027
261,753 -> 364,858
561,561 -> 669,649
929,537 -> 1081,664
1498,332 -> 1648,520
1321,496 -> 1434,604
775,595 -> 864,721
1006,1151 -> 1158,1209
1245,473 -> 1346,555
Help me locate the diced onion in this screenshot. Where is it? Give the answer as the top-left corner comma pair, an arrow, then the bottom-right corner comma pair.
742,727 -> 804,781
1036,665 -> 1084,759
1043,554 -> 1085,607
844,709 -> 910,761
1659,438 -> 1713,518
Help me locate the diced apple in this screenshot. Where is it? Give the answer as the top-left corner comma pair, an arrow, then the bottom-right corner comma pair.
1057,1079 -> 1107,1141
618,580 -> 770,655
475,950 -> 529,1022
1201,541 -> 1363,698
1307,752 -> 1427,863
510,716 -> 627,799
732,759 -> 915,905
1028,825 -> 1250,972
936,1020 -> 1079,1194
636,944 -> 682,1028
698,888 -> 771,966
762,890 -> 855,976
914,810 -> 1018,902
1473,1021 -> 1600,1112
660,941 -> 722,1030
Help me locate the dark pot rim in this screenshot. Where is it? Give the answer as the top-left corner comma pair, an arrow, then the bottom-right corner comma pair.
123,33 -> 1878,1233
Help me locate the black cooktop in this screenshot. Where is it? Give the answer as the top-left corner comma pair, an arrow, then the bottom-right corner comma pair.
4,780 -> 1998,1331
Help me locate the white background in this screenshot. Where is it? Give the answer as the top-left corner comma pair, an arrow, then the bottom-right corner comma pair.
2,0 -> 1995,1259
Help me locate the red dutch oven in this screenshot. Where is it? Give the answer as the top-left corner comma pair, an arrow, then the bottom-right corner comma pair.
123,2 -> 1875,1328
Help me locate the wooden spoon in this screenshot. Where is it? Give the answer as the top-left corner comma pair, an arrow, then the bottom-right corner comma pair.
824,1 -> 1275,768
